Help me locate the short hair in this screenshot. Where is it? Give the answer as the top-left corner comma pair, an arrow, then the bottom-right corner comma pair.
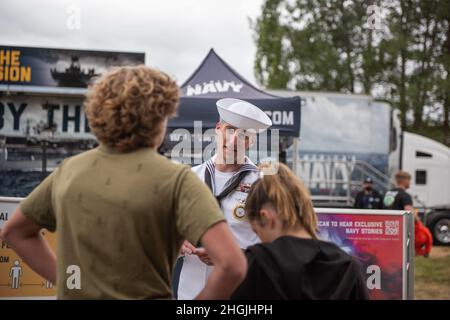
85,65 -> 179,152
395,170 -> 411,182
245,162 -> 318,238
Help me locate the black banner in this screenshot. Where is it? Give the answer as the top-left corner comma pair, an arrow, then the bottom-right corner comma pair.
0,45 -> 145,88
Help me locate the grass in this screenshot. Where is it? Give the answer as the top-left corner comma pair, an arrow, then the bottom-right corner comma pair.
414,246 -> 450,300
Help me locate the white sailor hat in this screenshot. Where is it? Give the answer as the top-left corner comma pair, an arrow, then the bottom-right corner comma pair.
216,98 -> 272,133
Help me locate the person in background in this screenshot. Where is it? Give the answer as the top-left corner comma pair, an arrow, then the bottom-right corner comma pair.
383,171 -> 413,211
0,66 -> 246,299
231,162 -> 369,300
354,177 -> 383,209
384,170 -> 432,257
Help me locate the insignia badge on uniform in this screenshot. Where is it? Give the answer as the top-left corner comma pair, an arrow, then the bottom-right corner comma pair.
232,200 -> 247,220
238,183 -> 252,193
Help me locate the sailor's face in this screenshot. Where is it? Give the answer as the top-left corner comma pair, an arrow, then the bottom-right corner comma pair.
216,122 -> 254,163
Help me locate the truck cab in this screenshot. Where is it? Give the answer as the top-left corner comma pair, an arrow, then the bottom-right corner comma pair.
401,131 -> 450,245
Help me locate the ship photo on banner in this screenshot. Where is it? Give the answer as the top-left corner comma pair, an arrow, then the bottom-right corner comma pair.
0,45 -> 145,88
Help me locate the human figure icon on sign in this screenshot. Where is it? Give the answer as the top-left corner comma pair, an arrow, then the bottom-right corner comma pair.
45,280 -> 53,289
9,260 -> 22,289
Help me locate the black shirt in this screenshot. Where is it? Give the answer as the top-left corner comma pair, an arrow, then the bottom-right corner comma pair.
383,188 -> 413,210
354,189 -> 383,209
231,236 -> 369,300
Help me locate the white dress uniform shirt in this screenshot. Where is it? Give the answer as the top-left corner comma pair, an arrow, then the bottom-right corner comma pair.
177,155 -> 260,300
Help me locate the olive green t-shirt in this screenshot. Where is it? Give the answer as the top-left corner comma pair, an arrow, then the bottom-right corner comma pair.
20,145 -> 225,299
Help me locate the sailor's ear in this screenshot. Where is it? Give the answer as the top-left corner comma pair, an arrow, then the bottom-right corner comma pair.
248,133 -> 257,147
215,122 -> 222,135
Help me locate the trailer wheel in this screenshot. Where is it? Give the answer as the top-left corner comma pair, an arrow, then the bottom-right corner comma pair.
428,212 -> 450,245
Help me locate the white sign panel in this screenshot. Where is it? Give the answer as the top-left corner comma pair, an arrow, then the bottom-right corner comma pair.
0,96 -> 94,140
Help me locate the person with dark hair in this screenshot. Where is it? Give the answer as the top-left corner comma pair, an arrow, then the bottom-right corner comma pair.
231,162 -> 369,300
0,66 -> 246,299
354,177 -> 383,209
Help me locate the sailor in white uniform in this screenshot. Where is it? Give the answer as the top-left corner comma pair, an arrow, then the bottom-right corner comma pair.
176,98 -> 272,300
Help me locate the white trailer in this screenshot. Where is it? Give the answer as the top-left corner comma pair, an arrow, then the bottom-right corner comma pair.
271,90 -> 450,245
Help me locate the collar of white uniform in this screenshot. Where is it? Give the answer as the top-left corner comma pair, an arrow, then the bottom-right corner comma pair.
205,155 -> 258,194
207,154 -> 258,174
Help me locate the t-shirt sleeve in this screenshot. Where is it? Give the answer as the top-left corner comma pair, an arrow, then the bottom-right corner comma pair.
231,250 -> 258,300
402,192 -> 413,208
174,167 -> 225,246
20,168 -> 59,232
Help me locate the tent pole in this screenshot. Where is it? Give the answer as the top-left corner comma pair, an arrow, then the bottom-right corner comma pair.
292,137 -> 300,175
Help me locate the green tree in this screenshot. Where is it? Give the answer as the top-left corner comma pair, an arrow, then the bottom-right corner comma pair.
254,0 -> 450,145
254,0 -> 291,89
434,0 -> 450,145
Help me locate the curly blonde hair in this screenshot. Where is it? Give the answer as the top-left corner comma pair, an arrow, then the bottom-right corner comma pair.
85,65 -> 179,152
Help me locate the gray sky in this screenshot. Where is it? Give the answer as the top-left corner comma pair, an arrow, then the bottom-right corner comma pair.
0,0 -> 263,85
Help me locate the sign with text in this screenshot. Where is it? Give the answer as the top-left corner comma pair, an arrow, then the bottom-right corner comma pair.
0,202 -> 413,299
0,96 -> 93,140
0,45 -> 144,88
316,208 -> 414,300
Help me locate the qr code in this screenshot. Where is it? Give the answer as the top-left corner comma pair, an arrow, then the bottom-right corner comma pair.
385,220 -> 400,235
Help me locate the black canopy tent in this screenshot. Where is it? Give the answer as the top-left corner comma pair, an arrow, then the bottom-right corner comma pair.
168,49 -> 301,136
164,49 -> 301,164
